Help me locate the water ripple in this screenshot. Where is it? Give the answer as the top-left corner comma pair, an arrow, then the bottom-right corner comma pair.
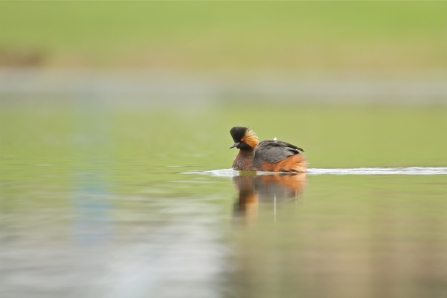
308,167 -> 447,175
187,167 -> 447,177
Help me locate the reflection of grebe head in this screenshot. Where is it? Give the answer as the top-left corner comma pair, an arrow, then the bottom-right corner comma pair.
229,126 -> 259,150
232,176 -> 259,220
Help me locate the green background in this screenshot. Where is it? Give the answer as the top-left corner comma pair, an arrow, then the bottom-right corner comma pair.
1,2 -> 446,69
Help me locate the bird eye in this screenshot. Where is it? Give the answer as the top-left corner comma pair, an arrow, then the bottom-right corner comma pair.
240,138 -> 244,142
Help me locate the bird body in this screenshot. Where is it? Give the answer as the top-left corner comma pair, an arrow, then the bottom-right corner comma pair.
230,126 -> 307,173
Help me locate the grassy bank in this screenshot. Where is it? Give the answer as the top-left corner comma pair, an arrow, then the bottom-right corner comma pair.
1,2 -> 446,69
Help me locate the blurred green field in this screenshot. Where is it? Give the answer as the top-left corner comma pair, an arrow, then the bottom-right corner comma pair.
1,2 -> 446,68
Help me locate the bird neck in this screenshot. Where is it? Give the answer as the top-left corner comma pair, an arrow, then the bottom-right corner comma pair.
232,149 -> 255,170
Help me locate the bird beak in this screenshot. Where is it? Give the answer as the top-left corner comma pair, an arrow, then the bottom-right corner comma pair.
229,142 -> 239,149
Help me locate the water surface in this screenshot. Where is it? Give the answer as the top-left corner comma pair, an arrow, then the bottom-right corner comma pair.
1,99 -> 447,297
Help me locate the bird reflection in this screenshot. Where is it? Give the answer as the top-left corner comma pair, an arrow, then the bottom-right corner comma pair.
233,173 -> 306,221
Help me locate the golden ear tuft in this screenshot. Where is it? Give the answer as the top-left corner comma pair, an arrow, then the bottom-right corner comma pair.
244,129 -> 259,148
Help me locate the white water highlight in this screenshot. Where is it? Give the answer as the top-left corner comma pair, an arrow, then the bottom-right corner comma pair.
188,167 -> 447,177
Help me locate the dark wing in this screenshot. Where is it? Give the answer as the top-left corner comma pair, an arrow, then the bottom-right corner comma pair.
253,140 -> 304,166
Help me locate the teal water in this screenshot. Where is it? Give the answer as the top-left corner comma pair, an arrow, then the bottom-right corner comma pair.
1,99 -> 447,297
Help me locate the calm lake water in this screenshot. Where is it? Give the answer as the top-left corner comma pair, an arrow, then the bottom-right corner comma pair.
1,95 -> 447,298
